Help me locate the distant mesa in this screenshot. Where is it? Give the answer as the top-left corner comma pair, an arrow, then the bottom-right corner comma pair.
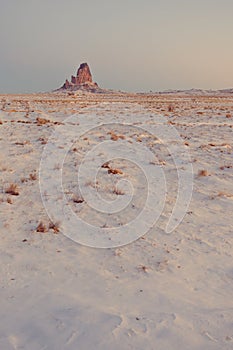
58,63 -> 101,92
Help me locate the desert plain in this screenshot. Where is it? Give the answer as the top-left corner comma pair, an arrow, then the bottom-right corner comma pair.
0,91 -> 232,349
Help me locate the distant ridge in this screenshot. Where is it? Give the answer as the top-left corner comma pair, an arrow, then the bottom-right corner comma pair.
55,64 -> 233,95
155,88 -> 233,95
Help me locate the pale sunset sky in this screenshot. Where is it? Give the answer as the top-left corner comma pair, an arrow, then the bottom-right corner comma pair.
0,0 -> 233,93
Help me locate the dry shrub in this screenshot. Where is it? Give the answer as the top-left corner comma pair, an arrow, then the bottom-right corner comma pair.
198,169 -> 209,177
108,131 -> 125,141
49,222 -> 60,233
168,104 -> 175,112
219,165 -> 232,170
111,133 -> 119,141
108,168 -> 123,175
7,197 -> 13,204
217,192 -> 233,198
101,162 -> 123,175
138,265 -> 149,273
226,113 -> 232,118
101,162 -> 110,169
72,194 -> 84,203
36,117 -> 50,126
29,173 -> 37,181
0,120 -> 2,125
113,186 -> 125,195
36,221 -> 47,233
38,137 -> 48,145
5,183 -> 19,196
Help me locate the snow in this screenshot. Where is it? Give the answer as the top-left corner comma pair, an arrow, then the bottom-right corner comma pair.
0,92 -> 232,349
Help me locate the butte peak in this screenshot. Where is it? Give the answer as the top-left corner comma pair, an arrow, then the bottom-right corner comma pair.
59,62 -> 100,92
75,63 -> 93,84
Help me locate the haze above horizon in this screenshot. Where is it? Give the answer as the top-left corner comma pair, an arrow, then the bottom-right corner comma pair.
0,0 -> 233,93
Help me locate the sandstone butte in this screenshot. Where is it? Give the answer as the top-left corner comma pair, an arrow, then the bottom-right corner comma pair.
59,63 -> 100,92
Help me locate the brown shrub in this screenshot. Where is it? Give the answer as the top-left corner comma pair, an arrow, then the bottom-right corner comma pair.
36,221 -> 47,233
5,183 -> 19,196
113,186 -> 125,195
108,131 -> 125,141
101,162 -> 110,169
72,195 -> 84,203
49,222 -> 60,234
36,117 -> 50,126
168,104 -> 175,112
108,168 -> 123,175
29,173 -> 37,181
7,197 -> 13,204
198,169 -> 209,177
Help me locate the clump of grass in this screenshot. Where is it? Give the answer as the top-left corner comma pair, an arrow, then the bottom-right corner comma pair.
49,221 -> 60,234
5,183 -> 19,196
219,165 -> 232,170
217,191 -> 233,198
108,168 -> 123,175
101,162 -> 110,169
29,173 -> 37,181
36,221 -> 47,233
7,197 -> 13,204
108,131 -> 125,141
38,137 -> 48,144
113,186 -> 125,195
72,194 -> 84,203
168,104 -> 175,112
138,265 -> 149,273
198,169 -> 209,177
36,117 -> 50,126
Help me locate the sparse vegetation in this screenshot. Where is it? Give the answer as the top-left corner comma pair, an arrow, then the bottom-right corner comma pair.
108,131 -> 125,141
108,168 -> 123,175
198,169 -> 209,177
5,183 -> 19,196
138,265 -> 149,273
101,162 -> 110,169
113,186 -> 125,195
6,197 -> 13,204
168,104 -> 175,112
36,221 -> 47,233
29,173 -> 37,181
72,194 -> 84,203
36,117 -> 50,126
49,221 -> 60,233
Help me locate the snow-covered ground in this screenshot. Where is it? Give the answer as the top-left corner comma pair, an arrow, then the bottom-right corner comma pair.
0,92 -> 232,349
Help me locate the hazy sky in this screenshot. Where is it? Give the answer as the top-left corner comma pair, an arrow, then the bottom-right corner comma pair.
0,0 -> 233,93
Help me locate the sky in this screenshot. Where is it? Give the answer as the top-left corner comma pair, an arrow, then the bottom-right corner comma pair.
0,0 -> 233,93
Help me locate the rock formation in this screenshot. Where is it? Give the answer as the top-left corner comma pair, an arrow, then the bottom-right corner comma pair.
59,63 -> 99,92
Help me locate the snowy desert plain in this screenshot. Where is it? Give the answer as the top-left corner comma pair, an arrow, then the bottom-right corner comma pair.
0,91 -> 233,349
